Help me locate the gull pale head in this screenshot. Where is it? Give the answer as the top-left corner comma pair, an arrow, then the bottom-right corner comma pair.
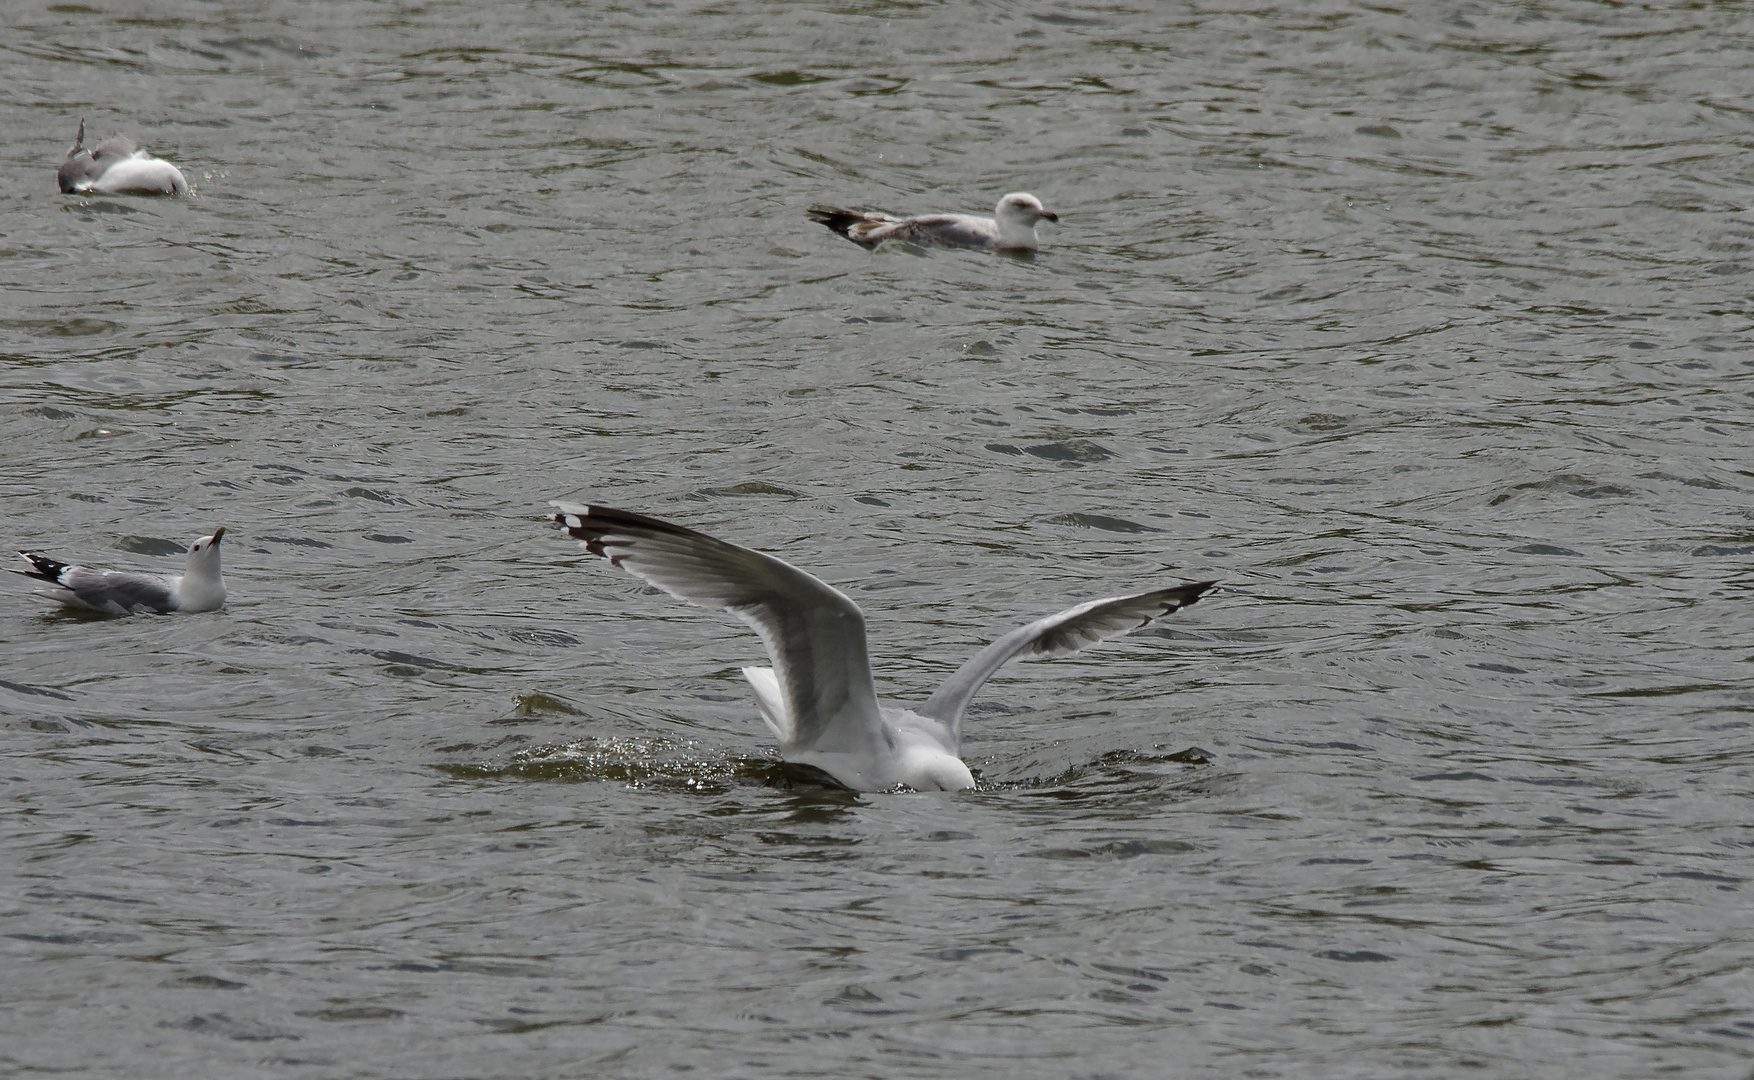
992,192 -> 1057,251
187,527 -> 225,571
996,192 -> 1058,224
169,526 -> 227,612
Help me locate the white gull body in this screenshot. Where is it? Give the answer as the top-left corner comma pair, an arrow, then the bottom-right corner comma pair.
551,503 -> 1214,792
57,120 -> 189,195
808,192 -> 1058,252
10,528 -> 226,614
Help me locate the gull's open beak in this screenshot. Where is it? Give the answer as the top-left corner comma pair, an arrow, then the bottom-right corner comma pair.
1040,210 -> 1059,222
211,526 -> 226,544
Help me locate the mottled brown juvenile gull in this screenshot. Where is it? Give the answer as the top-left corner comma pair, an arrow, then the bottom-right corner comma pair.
808,192 -> 1058,252
10,528 -> 226,614
550,503 -> 1214,792
57,119 -> 189,195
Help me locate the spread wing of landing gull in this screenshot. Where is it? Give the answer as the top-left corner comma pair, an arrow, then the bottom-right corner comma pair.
550,503 -> 1214,792
57,119 -> 190,195
9,528 -> 226,615
808,192 -> 1058,252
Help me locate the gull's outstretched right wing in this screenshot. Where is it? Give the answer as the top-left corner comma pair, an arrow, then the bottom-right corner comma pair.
551,503 -> 888,757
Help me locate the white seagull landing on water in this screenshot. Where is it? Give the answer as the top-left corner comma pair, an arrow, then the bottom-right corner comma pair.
57,119 -> 189,196
550,503 -> 1215,792
9,528 -> 226,615
808,192 -> 1058,252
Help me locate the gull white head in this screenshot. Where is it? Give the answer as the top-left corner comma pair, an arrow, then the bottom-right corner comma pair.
178,526 -> 226,607
187,527 -> 224,567
993,192 -> 1057,250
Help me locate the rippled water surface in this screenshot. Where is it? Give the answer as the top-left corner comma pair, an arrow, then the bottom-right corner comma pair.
3,1 -> 1751,1077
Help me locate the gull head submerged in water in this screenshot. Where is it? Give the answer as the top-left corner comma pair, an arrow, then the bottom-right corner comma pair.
808,192 -> 1059,252
10,527 -> 226,615
550,503 -> 1214,792
57,119 -> 189,196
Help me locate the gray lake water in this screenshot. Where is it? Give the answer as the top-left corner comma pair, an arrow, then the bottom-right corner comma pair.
3,2 -> 1751,1077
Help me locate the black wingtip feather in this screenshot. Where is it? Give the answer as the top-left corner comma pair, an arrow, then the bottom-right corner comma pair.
806,205 -> 851,223
1139,581 -> 1220,621
1182,580 -> 1220,607
806,206 -> 869,239
552,504 -> 716,559
16,552 -> 70,585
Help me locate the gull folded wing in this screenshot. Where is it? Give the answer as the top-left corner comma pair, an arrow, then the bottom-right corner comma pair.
12,554 -> 177,614
888,214 -> 996,248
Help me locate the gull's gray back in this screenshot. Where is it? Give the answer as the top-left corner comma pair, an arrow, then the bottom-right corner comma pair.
62,567 -> 177,614
889,214 -> 998,249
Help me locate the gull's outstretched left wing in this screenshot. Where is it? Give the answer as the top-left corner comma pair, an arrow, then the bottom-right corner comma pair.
919,581 -> 1217,745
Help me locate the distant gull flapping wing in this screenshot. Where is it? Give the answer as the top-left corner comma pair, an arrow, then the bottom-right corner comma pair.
550,502 -> 1212,792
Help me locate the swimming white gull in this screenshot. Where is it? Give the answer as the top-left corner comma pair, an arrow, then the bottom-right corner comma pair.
808,192 -> 1058,252
550,503 -> 1214,792
57,119 -> 189,196
10,527 -> 226,614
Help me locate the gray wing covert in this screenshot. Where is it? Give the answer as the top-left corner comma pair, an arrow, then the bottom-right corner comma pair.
61,567 -> 178,613
891,214 -> 997,249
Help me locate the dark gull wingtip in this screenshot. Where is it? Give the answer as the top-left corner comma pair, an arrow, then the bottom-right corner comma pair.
1182,580 -> 1220,604
1150,580 -> 1219,616
15,551 -> 71,584
547,502 -> 712,550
